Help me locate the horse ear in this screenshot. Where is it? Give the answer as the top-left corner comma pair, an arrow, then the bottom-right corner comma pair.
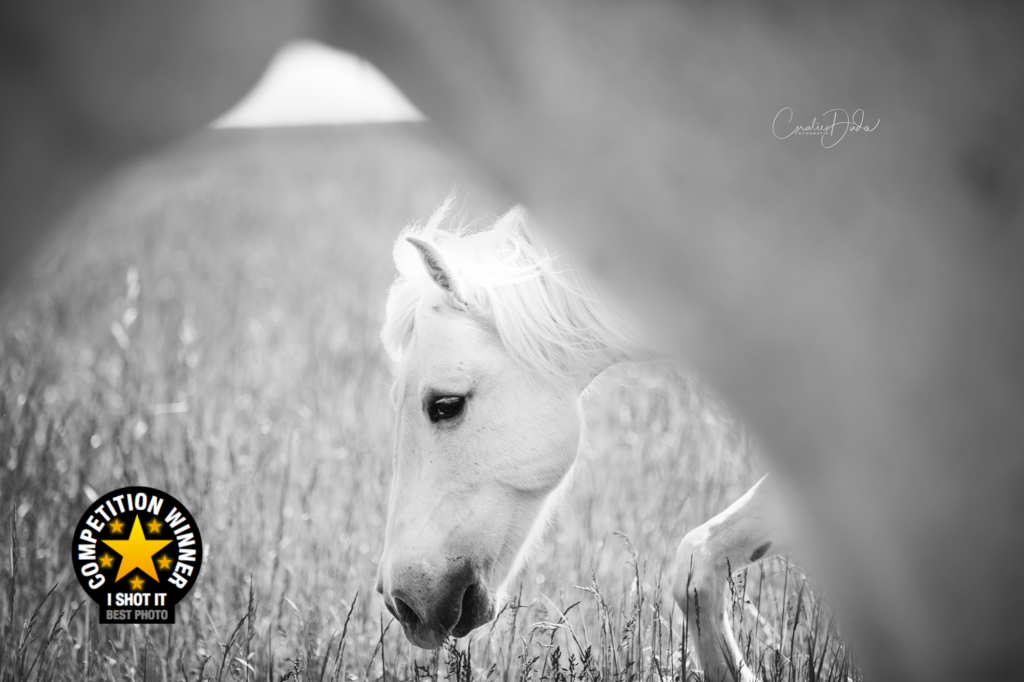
406,237 -> 468,309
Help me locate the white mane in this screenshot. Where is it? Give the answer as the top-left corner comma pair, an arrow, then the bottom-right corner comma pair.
382,198 -> 644,380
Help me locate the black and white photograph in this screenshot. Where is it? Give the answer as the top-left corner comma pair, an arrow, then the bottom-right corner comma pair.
1,3 -> 1021,681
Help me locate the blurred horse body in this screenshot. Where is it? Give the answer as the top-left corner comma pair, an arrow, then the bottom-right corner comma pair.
4,2 -> 1024,680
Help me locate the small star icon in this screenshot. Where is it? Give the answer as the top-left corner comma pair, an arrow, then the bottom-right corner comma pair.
108,518 -> 124,534
99,554 -> 114,569
147,518 -> 162,534
129,575 -> 144,590
157,555 -> 172,570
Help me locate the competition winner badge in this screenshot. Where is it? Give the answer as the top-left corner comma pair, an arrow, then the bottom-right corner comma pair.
71,487 -> 203,624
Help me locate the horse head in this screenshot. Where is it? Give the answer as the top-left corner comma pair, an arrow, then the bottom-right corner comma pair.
376,201 -> 636,647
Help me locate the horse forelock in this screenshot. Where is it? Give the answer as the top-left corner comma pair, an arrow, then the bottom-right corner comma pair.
381,200 -> 644,381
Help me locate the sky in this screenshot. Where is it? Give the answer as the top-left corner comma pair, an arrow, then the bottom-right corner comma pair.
214,40 -> 424,128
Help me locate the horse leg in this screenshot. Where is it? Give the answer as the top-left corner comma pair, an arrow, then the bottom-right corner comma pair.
672,475 -> 783,682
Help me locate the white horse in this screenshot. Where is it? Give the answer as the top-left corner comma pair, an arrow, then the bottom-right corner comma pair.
376,198 -> 782,680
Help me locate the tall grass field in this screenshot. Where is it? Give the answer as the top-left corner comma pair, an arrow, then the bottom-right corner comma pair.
0,126 -> 860,681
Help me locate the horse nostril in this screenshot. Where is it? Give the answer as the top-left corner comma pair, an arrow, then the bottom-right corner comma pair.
451,581 -> 492,638
393,595 -> 421,629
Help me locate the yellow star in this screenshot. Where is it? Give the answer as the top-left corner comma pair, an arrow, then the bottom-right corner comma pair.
99,553 -> 114,569
147,518 -> 162,534
157,555 -> 172,570
129,575 -> 144,590
102,515 -> 172,582
109,518 -> 124,534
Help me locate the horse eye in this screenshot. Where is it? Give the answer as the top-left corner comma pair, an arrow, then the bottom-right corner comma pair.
428,395 -> 466,423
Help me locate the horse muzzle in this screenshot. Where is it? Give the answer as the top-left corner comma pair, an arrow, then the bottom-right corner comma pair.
377,555 -> 496,649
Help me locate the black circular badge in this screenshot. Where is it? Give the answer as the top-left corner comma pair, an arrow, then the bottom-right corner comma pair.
71,486 -> 203,624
